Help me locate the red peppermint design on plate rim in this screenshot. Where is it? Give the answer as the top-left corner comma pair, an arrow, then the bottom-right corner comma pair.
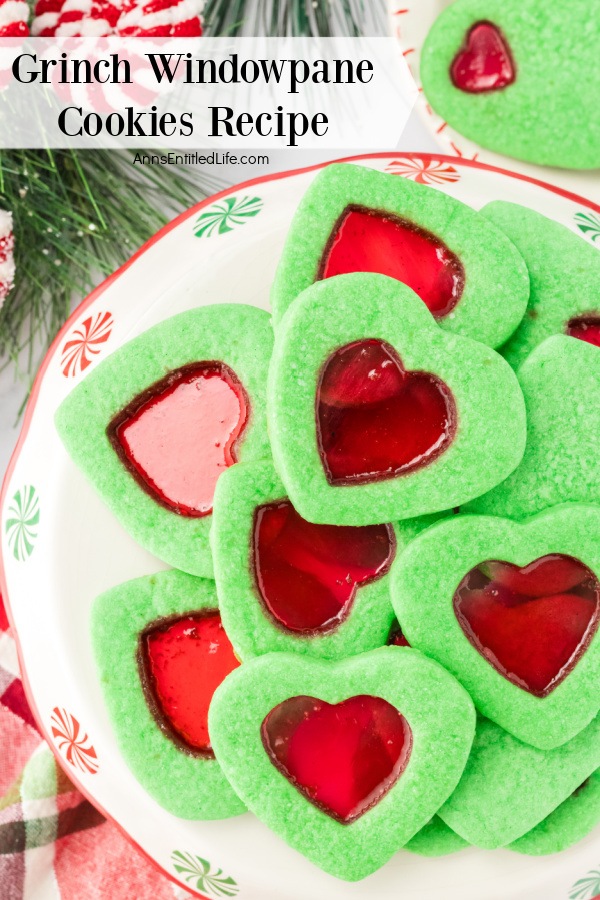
385,157 -> 461,185
50,706 -> 99,774
60,310 -> 113,377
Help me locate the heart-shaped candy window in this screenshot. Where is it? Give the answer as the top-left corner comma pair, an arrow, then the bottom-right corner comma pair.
319,205 -> 464,318
252,500 -> 395,634
140,611 -> 240,756
262,695 -> 412,823
451,21 -> 516,94
316,339 -> 456,486
109,362 -> 248,517
454,554 -> 600,697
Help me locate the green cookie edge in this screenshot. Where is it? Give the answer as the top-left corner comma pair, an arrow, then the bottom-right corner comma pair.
482,201 -> 600,370
91,568 -> 246,819
211,458 -> 397,661
209,647 -> 476,881
55,305 -> 273,577
466,335 -> 600,519
268,272 -> 526,525
271,163 -> 529,347
392,503 -> 600,748
439,716 -> 600,849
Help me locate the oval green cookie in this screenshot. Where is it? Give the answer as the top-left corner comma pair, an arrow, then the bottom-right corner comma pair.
439,715 -> 600,849
421,0 -> 600,169
209,647 -> 476,881
467,335 -> 600,519
271,163 -> 529,348
481,201 -> 600,369
91,569 -> 246,820
268,272 -> 526,526
392,504 -> 600,749
55,305 -> 273,577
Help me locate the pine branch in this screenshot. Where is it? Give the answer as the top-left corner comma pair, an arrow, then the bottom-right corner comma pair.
203,0 -> 374,37
0,150 -> 221,376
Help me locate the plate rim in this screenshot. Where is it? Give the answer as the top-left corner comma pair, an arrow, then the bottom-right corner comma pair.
2,150 -> 600,898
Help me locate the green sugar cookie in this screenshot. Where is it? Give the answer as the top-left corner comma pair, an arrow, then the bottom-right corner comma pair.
268,273 -> 526,526
467,335 -> 600,519
394,511 -> 452,549
404,817 -> 469,857
405,784 -> 600,857
510,769 -> 600,855
271,163 -> 529,348
209,647 -> 476,881
211,459 -> 397,661
421,0 -> 600,169
439,715 -> 600,848
91,569 -> 246,819
392,504 -> 600,749
55,305 -> 272,577
481,202 -> 600,369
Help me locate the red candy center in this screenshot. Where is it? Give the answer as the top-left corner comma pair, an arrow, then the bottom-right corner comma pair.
454,555 -> 600,697
252,500 -> 395,634
316,339 -> 456,486
109,363 -> 248,517
319,206 -> 464,318
388,620 -> 410,647
566,315 -> 600,349
140,611 -> 240,755
451,21 -> 516,94
261,695 -> 412,823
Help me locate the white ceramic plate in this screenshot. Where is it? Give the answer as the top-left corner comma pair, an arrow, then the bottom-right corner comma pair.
389,1 -> 600,205
2,153 -> 600,900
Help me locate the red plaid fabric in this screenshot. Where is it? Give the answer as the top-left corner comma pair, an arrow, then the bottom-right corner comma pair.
0,593 -> 193,899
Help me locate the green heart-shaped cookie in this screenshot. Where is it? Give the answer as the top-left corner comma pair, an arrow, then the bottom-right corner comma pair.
467,335 -> 600,519
407,770 -> 600,857
211,459 -> 447,661
510,768 -> 600,855
211,459 -> 397,660
209,647 -> 475,880
392,504 -> 600,749
271,163 -> 529,347
56,306 -> 272,577
92,569 -> 246,819
438,716 -> 600,848
268,272 -> 526,526
480,202 -> 600,370
404,817 -> 469,857
421,0 -> 600,169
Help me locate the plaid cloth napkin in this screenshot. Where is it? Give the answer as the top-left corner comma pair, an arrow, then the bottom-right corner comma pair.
0,594 -> 194,900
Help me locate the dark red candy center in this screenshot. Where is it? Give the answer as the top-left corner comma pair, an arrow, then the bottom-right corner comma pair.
319,206 -> 464,318
261,695 -> 412,823
454,555 -> 600,697
317,339 -> 456,486
451,21 -> 516,94
109,362 -> 248,517
388,620 -> 410,647
140,611 -> 240,755
252,500 -> 394,634
566,315 -> 600,349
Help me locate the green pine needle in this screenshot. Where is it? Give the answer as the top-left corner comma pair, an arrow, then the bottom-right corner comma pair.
204,0 -> 369,37
0,150 -> 221,376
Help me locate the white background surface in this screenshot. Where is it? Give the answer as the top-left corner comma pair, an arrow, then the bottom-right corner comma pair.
0,110 -> 437,479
